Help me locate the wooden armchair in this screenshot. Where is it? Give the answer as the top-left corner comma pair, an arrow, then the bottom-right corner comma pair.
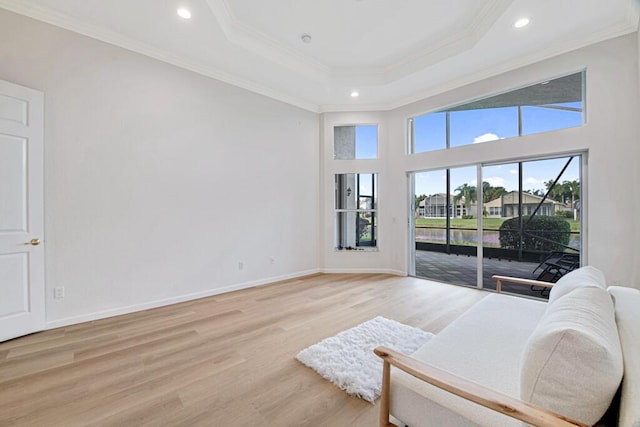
375,346 -> 586,427
492,275 -> 555,294
374,274 -> 588,427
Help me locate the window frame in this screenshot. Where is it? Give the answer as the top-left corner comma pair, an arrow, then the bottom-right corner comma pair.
407,70 -> 586,155
409,151 -> 585,293
333,124 -> 379,160
334,173 -> 378,251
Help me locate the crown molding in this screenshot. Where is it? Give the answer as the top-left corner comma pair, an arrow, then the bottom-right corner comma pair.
318,103 -> 392,113
319,17 -> 639,113
206,0 -> 510,86
1,0 -> 636,115
382,0 -> 511,83
375,19 -> 640,113
205,0 -> 330,81
0,0 -> 322,112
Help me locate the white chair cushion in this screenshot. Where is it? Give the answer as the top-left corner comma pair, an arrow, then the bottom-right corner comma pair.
548,265 -> 606,304
520,286 -> 623,425
390,294 -> 547,427
608,286 -> 640,427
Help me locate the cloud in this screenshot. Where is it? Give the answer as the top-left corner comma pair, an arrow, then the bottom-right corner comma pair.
484,176 -> 506,187
473,133 -> 501,144
415,172 -> 446,196
509,169 -> 518,175
525,177 -> 546,185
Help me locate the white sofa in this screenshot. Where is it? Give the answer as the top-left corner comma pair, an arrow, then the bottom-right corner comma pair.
376,266 -> 639,427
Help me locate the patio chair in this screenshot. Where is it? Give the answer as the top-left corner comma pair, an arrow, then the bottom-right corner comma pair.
531,252 -> 580,296
532,251 -> 565,276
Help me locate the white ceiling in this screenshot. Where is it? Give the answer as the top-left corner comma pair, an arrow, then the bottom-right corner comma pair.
1,0 -> 638,112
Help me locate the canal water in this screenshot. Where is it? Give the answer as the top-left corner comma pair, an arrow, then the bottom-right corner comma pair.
415,228 -> 580,250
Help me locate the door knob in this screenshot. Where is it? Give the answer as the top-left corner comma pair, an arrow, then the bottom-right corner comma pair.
25,238 -> 40,246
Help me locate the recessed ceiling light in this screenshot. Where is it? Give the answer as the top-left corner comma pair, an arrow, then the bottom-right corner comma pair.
513,17 -> 530,28
177,8 -> 192,19
350,91 -> 359,98
301,34 -> 312,44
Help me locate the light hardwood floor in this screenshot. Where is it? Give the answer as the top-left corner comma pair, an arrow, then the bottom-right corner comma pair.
0,273 -> 487,427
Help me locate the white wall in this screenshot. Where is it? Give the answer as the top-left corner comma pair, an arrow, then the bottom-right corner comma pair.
1,10 -> 638,331
322,34 -> 640,288
0,10 -> 320,326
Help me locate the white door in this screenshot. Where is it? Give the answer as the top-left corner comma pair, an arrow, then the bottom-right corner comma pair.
0,80 -> 45,342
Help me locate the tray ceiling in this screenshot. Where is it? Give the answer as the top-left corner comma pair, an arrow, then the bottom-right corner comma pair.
0,0 -> 637,112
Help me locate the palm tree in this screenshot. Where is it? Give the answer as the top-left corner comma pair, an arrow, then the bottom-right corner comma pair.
453,184 -> 477,217
482,181 -> 507,203
545,180 -> 563,202
563,180 -> 580,207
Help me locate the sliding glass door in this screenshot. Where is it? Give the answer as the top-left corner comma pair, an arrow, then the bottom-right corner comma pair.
413,166 -> 478,288
411,154 -> 582,298
482,156 -> 581,297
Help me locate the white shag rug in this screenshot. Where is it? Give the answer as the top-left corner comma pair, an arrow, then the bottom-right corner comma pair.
296,316 -> 434,402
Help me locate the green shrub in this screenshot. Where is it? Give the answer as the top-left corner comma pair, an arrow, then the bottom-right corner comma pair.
555,210 -> 574,218
499,215 -> 570,251
358,216 -> 370,239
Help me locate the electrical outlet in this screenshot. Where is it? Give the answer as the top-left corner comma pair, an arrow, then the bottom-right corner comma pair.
238,261 -> 244,270
270,257 -> 275,265
53,287 -> 65,299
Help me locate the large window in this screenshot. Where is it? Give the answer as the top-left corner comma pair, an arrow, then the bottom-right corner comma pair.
481,156 -> 582,295
414,166 -> 477,286
335,173 -> 377,250
412,154 -> 582,298
334,125 -> 378,159
409,72 -> 584,154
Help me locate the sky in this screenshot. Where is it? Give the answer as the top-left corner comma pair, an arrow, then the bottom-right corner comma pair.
348,101 -> 582,200
416,157 -> 580,201
412,102 -> 583,197
355,125 -> 378,159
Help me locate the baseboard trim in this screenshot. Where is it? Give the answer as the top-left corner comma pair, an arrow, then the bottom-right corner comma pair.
45,268 -> 321,330
320,268 -> 407,276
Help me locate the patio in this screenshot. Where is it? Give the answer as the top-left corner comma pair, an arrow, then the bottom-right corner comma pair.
415,249 -> 549,298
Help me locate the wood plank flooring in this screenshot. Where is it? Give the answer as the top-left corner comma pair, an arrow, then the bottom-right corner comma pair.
0,274 -> 487,427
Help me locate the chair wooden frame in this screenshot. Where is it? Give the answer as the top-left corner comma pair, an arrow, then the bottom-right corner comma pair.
492,274 -> 555,294
374,275 -> 589,427
375,347 -> 588,427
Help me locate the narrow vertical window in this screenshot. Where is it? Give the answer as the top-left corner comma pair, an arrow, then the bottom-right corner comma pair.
335,173 -> 377,250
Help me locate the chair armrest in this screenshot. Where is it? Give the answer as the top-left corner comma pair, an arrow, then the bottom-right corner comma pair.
492,275 -> 555,293
374,346 -> 588,427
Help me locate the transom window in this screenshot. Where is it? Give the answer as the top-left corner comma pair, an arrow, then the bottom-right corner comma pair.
334,125 -> 378,160
409,71 -> 585,154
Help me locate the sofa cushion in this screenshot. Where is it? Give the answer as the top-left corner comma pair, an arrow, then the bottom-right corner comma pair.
548,265 -> 606,304
520,286 -> 623,425
390,293 -> 547,426
608,286 -> 640,427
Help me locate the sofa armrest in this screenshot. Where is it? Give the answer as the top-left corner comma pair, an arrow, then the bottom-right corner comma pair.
492,274 -> 554,294
374,346 -> 587,427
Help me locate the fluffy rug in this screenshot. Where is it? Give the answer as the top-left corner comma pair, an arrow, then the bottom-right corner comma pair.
296,316 -> 434,402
